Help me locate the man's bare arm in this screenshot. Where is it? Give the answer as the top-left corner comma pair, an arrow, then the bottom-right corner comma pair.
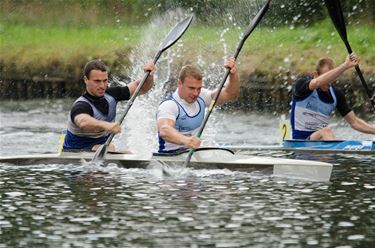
157,118 -> 201,148
74,114 -> 121,134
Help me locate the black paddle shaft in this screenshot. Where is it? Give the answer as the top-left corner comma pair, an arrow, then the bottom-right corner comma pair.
183,0 -> 272,167
103,52 -> 161,147
198,0 -> 271,137
324,0 -> 375,111
92,15 -> 193,162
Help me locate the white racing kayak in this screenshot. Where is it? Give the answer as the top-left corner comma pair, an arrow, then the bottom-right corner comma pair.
0,148 -> 332,181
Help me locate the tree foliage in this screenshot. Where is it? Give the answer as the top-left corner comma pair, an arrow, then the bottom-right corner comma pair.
1,0 -> 373,26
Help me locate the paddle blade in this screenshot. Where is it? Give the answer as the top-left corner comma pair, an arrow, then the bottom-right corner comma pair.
90,16 -> 193,163
92,144 -> 108,162
324,0 -> 352,53
241,0 -> 271,41
159,15 -> 193,52
325,0 -> 375,111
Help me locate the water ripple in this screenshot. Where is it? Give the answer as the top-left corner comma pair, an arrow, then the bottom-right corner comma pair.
1,99 -> 375,246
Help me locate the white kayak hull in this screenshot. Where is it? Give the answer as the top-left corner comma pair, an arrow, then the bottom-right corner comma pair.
0,149 -> 332,181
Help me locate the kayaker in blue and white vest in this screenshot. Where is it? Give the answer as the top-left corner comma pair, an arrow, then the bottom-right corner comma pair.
291,54 -> 375,140
157,57 -> 240,153
63,59 -> 154,152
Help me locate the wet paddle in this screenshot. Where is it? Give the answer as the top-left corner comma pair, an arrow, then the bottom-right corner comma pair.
183,0 -> 271,167
92,15 -> 193,162
324,0 -> 375,111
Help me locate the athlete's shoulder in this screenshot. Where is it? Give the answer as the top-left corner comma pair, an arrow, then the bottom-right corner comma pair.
293,75 -> 313,99
159,98 -> 178,110
106,86 -> 130,101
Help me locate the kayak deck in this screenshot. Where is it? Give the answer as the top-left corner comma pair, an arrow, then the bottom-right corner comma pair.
223,140 -> 375,155
0,148 -> 333,181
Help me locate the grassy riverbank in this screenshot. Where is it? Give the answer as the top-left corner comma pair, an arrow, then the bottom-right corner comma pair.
1,19 -> 374,82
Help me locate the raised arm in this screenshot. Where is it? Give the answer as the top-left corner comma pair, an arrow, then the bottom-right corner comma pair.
213,57 -> 240,105
128,62 -> 155,95
309,54 -> 359,90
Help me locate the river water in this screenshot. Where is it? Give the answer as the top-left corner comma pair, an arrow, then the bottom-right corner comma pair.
0,99 -> 374,247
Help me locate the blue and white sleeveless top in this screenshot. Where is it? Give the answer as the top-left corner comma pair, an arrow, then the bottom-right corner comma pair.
63,93 -> 117,149
291,86 -> 337,139
158,95 -> 206,153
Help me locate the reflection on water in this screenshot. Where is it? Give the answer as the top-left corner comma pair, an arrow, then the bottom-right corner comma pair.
1,99 -> 374,247
0,160 -> 374,247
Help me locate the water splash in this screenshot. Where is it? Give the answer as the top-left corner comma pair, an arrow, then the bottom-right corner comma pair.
109,9 -> 191,155
111,7 -> 248,155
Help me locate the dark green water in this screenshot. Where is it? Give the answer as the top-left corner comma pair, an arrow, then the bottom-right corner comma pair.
0,100 -> 374,247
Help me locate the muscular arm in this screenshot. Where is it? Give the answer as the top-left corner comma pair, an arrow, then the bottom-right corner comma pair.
309,55 -> 358,90
74,114 -> 121,134
344,111 -> 375,135
213,57 -> 240,105
157,118 -> 201,148
128,62 -> 155,96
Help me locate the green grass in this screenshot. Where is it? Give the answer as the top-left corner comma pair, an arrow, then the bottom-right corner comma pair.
1,19 -> 374,81
212,20 -> 375,75
1,22 -> 143,78
173,20 -> 374,78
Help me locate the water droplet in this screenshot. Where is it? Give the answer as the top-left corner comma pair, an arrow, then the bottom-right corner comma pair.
347,234 -> 365,240
5,192 -> 25,197
338,221 -> 354,227
341,182 -> 356,186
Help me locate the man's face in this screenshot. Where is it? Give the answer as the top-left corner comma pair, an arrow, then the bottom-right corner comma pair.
178,76 -> 202,103
84,69 -> 108,97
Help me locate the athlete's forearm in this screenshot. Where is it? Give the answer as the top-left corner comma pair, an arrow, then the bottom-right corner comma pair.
75,114 -> 112,133
225,72 -> 240,100
140,74 -> 154,94
139,62 -> 155,95
215,71 -> 240,105
351,118 -> 375,134
311,63 -> 350,89
344,112 -> 375,135
159,125 -> 190,146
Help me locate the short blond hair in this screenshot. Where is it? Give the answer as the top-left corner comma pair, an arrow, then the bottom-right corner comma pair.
315,58 -> 335,75
179,64 -> 203,82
